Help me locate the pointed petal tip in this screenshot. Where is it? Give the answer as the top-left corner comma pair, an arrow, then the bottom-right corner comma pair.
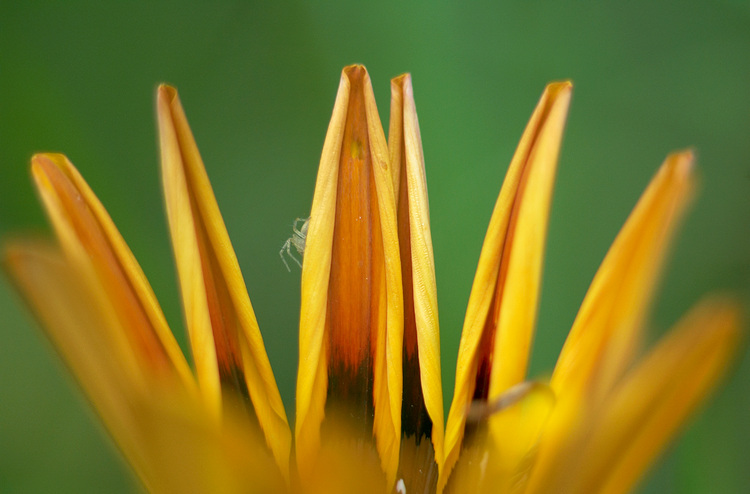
30,152 -> 52,165
156,84 -> 178,108
30,152 -> 65,171
29,154 -> 48,179
703,294 -> 744,339
391,74 -> 414,99
29,153 -> 67,192
665,148 -> 696,177
342,64 -> 371,83
391,73 -> 412,85
157,83 -> 176,95
657,150 -> 697,203
546,80 -> 573,97
542,81 -> 573,116
343,63 -> 367,72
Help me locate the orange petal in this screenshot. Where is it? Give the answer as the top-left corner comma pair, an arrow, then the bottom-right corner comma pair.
389,73 -> 445,490
28,153 -> 193,387
296,65 -> 403,486
443,82 -> 572,486
157,85 -> 290,475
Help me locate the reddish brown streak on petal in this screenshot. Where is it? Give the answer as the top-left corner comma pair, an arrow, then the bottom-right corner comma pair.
326,66 -> 380,424
470,181 -> 523,405
36,156 -> 173,376
469,112 -> 535,406
467,85 -> 562,408
195,213 -> 253,409
397,129 -> 432,442
396,131 -> 438,493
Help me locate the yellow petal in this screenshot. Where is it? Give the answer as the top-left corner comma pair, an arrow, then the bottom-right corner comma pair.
487,382 -> 556,493
525,151 -> 697,493
4,242 -> 278,493
5,239 -> 147,424
573,297 -> 742,494
552,150 -> 696,402
157,85 -> 290,475
389,73 -> 445,490
296,65 -> 403,486
29,153 -> 194,388
443,82 -> 572,485
300,418 -> 389,494
129,389 -> 285,494
445,382 -> 555,494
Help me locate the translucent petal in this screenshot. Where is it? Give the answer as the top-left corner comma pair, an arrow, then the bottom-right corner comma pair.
553,151 -> 696,402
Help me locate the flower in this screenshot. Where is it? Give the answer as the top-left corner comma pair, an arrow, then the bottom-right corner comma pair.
4,65 -> 741,494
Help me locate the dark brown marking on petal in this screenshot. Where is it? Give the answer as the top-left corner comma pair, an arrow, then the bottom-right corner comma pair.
395,114 -> 438,492
397,136 -> 433,443
398,434 -> 439,494
471,298 -> 498,403
463,296 -> 496,441
465,88 -> 561,422
325,66 -> 380,430
195,205 -> 256,420
465,150 -> 528,441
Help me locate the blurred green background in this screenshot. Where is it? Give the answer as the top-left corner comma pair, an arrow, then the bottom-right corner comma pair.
1,1 -> 748,492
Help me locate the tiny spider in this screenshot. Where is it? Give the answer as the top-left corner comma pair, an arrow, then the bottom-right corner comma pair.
280,217 -> 310,271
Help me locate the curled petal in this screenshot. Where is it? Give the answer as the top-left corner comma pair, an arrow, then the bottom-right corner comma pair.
444,82 -> 572,485
446,382 -> 555,494
296,65 -> 403,485
158,86 -> 290,475
389,73 -> 445,490
28,153 -> 193,387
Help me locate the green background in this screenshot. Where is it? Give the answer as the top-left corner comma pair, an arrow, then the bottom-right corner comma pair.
1,2 -> 748,492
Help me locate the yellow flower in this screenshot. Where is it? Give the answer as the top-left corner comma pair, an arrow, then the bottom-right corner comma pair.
4,65 -> 741,494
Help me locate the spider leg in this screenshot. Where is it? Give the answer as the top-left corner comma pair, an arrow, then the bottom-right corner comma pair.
290,244 -> 303,268
279,239 -> 292,272
293,217 -> 307,235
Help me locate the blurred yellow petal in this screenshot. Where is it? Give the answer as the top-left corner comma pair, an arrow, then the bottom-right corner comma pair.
301,418 -> 389,494
573,297 -> 742,494
443,82 -> 572,485
157,85 -> 290,475
445,382 -> 555,494
129,390 -> 285,494
5,240 -> 146,430
552,150 -> 696,402
296,65 -> 403,485
389,73 -> 445,491
29,153 -> 193,387
4,242 -> 277,494
528,151 -> 696,492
